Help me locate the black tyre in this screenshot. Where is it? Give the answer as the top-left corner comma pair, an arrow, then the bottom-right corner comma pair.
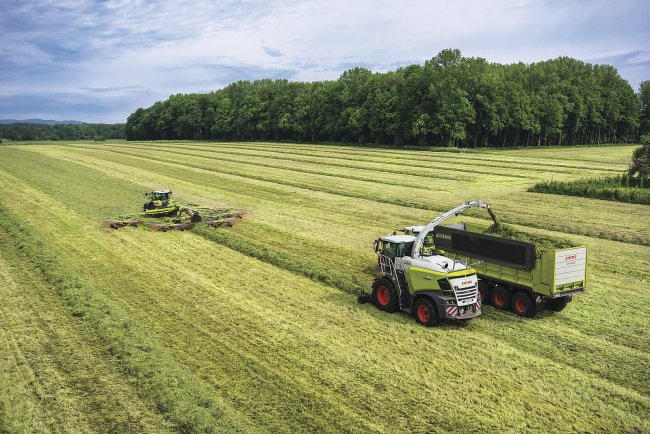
511,292 -> 537,317
477,280 -> 491,304
548,296 -> 571,312
372,277 -> 399,312
412,297 -> 440,327
490,285 -> 511,310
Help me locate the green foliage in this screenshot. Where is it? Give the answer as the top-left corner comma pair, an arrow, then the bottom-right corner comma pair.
629,142 -> 650,179
641,134 -> 650,145
0,123 -> 125,141
529,174 -> 650,205
532,143 -> 650,203
639,80 -> 650,136
126,51 -> 641,147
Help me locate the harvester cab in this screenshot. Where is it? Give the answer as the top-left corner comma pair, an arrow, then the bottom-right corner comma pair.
360,200 -> 489,327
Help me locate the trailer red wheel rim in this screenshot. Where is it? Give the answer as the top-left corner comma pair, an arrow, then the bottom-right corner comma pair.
417,305 -> 430,322
493,291 -> 505,307
514,297 -> 527,314
377,285 -> 390,306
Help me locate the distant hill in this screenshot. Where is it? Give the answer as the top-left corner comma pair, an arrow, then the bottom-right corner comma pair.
0,119 -> 85,125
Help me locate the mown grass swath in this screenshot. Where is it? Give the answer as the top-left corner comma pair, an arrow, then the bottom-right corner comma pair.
67,143 -> 650,246
529,175 -> 650,205
0,202 -> 251,434
1,142 -> 649,433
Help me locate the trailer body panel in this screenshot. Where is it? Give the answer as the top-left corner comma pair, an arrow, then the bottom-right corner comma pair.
434,222 -> 586,298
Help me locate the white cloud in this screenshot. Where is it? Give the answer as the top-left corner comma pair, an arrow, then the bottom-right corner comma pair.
1,0 -> 648,122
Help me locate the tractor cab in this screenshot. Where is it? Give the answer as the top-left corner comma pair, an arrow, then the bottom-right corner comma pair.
143,189 -> 177,214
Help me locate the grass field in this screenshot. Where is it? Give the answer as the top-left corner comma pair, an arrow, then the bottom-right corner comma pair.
0,141 -> 648,433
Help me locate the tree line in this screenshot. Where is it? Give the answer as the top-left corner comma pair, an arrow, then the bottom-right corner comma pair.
0,123 -> 125,142
120,49 -> 642,147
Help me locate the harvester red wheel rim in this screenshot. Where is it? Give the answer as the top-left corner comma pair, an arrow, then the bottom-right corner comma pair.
514,297 -> 527,314
417,305 -> 430,322
377,286 -> 390,306
494,291 -> 505,307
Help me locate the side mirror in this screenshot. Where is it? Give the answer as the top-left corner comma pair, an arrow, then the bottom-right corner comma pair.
373,239 -> 380,253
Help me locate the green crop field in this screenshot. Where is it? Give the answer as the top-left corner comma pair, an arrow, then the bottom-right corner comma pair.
0,141 -> 648,433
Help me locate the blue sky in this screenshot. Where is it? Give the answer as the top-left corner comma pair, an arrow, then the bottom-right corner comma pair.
1,0 -> 649,123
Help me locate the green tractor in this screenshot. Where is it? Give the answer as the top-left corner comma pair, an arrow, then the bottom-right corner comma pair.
143,189 -> 178,216
104,190 -> 246,231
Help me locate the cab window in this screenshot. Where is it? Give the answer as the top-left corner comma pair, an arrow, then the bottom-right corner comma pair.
396,242 -> 414,257
381,242 -> 396,258
383,242 -> 414,258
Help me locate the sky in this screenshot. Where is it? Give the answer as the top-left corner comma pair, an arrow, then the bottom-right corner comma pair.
1,0 -> 649,123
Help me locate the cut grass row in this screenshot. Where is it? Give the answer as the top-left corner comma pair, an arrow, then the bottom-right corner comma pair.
0,150 -> 648,432
0,180 -> 253,433
245,141 -> 637,168
138,142 -> 550,179
29,144 -> 650,358
52,144 -> 650,247
87,142 -> 476,189
0,243 -> 174,433
186,142 -> 626,174
109,142 -> 533,181
8,145 -> 650,355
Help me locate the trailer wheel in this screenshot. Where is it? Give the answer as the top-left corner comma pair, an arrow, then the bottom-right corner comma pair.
413,297 -> 439,327
477,281 -> 491,304
511,292 -> 537,317
372,277 -> 399,312
548,296 -> 571,312
490,286 -> 510,310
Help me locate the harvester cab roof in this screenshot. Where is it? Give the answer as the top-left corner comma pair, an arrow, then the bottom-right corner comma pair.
379,234 -> 416,243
